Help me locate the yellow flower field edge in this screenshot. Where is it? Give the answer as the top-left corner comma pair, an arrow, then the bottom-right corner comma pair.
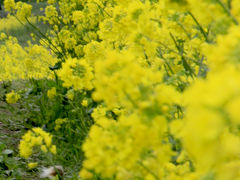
1,0 -> 240,179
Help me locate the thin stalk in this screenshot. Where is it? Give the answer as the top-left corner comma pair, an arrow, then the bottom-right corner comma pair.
169,32 -> 196,78
227,0 -> 232,9
13,15 -> 55,52
138,161 -> 160,180
93,1 -> 112,18
54,71 -> 59,86
25,17 -> 65,59
216,0 -> 238,25
177,22 -> 191,40
197,56 -> 204,77
124,90 -> 138,108
163,64 -> 171,77
188,12 -> 210,43
157,48 -> 174,75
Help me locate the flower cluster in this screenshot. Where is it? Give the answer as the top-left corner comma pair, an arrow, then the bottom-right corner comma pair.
57,58 -> 94,91
2,0 -> 240,179
4,0 -> 32,20
19,128 -> 56,159
0,34 -> 57,81
6,90 -> 20,104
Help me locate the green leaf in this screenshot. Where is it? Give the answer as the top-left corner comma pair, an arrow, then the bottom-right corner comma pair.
2,149 -> 13,155
0,142 -> 6,152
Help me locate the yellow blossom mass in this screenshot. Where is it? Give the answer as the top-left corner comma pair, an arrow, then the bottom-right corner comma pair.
2,0 -> 240,179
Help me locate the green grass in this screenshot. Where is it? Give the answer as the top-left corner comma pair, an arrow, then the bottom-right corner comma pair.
0,81 -> 39,179
0,81 -> 82,179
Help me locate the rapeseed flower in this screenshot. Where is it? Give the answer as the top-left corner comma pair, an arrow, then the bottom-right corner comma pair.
6,90 -> 20,104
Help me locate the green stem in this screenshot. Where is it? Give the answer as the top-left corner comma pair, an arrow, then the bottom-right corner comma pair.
177,22 -> 191,40
163,64 -> 171,77
93,1 -> 112,18
216,0 -> 238,25
138,161 -> 160,180
169,32 -> 196,78
188,12 -> 210,43
25,17 -> 65,59
227,0 -> 232,9
157,48 -> 174,75
13,15 -> 55,52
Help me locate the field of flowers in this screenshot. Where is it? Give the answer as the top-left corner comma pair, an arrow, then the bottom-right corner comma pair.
1,0 -> 240,179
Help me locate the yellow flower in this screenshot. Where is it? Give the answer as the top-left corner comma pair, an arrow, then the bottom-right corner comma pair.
47,0 -> 55,4
15,2 -> 32,21
43,134 -> 52,147
79,168 -> 93,179
19,141 -> 32,159
57,58 -> 94,91
54,118 -> 67,131
0,33 -> 7,40
66,89 -> 74,100
81,99 -> 88,107
47,87 -> 57,99
4,0 -> 15,12
19,128 -> 56,158
6,91 -> 20,104
0,35 -> 57,81
72,10 -> 84,24
50,145 -> 57,154
28,162 -> 38,169
41,145 -> 47,153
